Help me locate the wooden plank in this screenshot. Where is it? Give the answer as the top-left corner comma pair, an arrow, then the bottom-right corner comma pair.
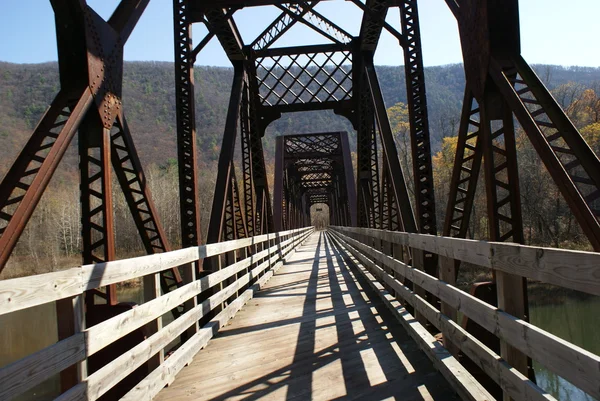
329,232 -> 554,401
0,333 -> 86,401
0,267 -> 83,316
86,280 -> 201,356
327,232 -> 494,401
83,247 -> 202,290
333,226 -> 492,268
331,229 -> 600,400
204,227 -> 312,258
490,242 -> 600,296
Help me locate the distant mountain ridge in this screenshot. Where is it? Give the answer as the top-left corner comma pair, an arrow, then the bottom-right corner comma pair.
2,61 -> 600,177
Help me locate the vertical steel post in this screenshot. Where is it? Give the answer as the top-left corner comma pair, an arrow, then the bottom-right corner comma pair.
174,0 -> 202,250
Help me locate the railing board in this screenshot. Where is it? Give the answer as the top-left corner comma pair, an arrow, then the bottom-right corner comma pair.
329,230 -> 554,401
333,226 -> 600,296
0,333 -> 85,401
0,267 -> 83,316
331,228 -> 600,400
490,242 -> 600,296
83,247 -> 201,290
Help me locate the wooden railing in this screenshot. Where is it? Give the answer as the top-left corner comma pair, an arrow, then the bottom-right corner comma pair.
329,226 -> 600,401
0,227 -> 313,401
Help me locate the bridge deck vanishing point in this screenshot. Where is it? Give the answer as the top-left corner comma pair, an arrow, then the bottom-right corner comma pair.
156,232 -> 457,401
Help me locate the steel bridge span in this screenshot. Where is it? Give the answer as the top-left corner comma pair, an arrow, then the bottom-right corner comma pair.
1,1 -> 600,400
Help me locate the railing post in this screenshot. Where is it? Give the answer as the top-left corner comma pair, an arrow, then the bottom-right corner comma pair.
56,294 -> 87,392
183,262 -> 199,338
438,255 -> 459,356
143,273 -> 164,368
383,237 -> 395,296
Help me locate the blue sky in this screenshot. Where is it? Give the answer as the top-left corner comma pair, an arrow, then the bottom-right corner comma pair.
0,0 -> 599,67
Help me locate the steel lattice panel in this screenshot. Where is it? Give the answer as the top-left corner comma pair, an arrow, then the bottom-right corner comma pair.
255,49 -> 352,107
284,134 -> 340,156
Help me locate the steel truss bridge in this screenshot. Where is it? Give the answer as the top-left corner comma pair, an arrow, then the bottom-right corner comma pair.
1,1 -> 600,400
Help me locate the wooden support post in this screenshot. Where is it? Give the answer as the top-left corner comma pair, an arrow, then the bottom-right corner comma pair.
56,294 -> 86,392
439,255 -> 459,356
143,272 -> 164,369
183,262 -> 199,338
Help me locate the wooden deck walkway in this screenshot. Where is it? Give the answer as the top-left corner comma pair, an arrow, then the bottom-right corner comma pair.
156,231 -> 457,401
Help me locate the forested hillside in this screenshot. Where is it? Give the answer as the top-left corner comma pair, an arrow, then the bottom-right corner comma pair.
2,61 -> 600,277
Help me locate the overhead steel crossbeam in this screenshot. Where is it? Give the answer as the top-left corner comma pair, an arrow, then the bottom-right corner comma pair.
274,132 -> 356,230
251,2 -> 352,50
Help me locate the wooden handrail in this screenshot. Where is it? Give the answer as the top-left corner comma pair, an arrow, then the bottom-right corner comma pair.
0,227 -> 312,316
332,226 -> 600,296
329,227 -> 600,400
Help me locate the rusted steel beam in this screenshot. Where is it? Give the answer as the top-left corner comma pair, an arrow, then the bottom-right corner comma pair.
399,0 -> 437,236
443,88 -> 483,240
253,42 -> 350,58
251,3 -> 318,50
207,63 -> 245,244
112,114 -> 184,298
444,0 -> 532,388
79,114 -> 118,307
357,0 -> 390,51
364,57 -> 417,232
490,56 -> 600,251
240,81 -> 256,237
274,137 -> 285,231
174,0 -> 203,250
0,0 -> 148,273
204,7 -> 245,60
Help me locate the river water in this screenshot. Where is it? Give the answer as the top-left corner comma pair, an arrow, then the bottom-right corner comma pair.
529,295 -> 600,401
1,288 -> 598,400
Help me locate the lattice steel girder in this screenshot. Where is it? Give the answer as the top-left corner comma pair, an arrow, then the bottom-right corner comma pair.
251,3 -> 318,50
194,0 -> 334,10
240,80 -> 256,237
355,55 -> 381,229
443,88 -> 483,240
284,132 -> 341,155
203,7 -> 245,60
245,68 -> 274,235
358,0 -> 390,51
274,3 -> 353,45
274,136 -> 286,232
490,56 -> 600,251
79,113 -> 117,304
253,43 -> 353,109
174,0 -> 203,249
398,0 -> 437,236
444,0 -> 533,383
340,130 -> 358,226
